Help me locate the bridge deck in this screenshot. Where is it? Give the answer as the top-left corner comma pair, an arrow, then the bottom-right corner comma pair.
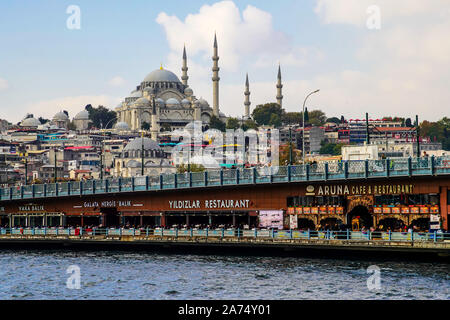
1,156 -> 449,202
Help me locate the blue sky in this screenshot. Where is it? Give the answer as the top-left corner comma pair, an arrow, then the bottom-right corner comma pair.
0,0 -> 449,123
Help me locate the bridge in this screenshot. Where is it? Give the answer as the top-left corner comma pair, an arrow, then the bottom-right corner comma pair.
1,156 -> 449,201
0,156 -> 449,232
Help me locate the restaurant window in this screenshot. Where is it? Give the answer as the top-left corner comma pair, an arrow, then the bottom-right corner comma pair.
429,194 -> 439,206
447,190 -> 450,205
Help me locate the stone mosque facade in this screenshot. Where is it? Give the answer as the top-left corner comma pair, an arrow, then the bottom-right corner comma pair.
115,35 -> 227,139
114,34 -> 285,140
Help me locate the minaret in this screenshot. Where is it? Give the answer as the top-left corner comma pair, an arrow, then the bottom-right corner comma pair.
276,64 -> 283,107
244,73 -> 251,119
181,45 -> 189,87
212,33 -> 220,117
151,97 -> 160,141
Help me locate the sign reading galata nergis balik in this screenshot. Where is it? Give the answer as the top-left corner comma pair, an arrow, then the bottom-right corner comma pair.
82,200 -> 133,208
169,199 -> 251,209
306,184 -> 415,196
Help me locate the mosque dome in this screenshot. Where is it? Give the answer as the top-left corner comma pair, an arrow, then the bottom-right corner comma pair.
129,90 -> 142,98
53,111 -> 69,121
144,86 -> 155,94
74,110 -> 89,120
181,99 -> 190,106
134,97 -> 150,106
123,137 -> 161,152
126,160 -> 141,168
20,117 -> 41,127
114,122 -> 130,130
197,98 -> 209,107
155,98 -> 165,106
165,98 -> 180,106
184,87 -> 193,97
143,68 -> 181,83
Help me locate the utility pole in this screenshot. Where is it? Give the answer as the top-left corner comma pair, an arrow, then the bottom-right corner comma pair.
54,149 -> 57,183
141,133 -> 145,176
289,127 -> 293,165
366,113 -> 370,145
302,89 -> 320,164
25,156 -> 28,185
416,115 -> 420,158
100,153 -> 104,180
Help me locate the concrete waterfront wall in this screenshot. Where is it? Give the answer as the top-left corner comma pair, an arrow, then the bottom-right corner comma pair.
0,233 -> 448,261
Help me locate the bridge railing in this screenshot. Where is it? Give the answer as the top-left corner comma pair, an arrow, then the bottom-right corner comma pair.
1,155 -> 449,201
0,227 -> 449,243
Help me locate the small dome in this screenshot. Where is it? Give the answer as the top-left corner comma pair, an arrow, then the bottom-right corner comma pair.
20,117 -> 41,127
126,160 -> 141,168
181,99 -> 190,106
124,137 -> 161,152
155,98 -> 165,106
53,111 -> 69,121
74,110 -> 89,120
114,122 -> 130,130
129,90 -> 142,98
184,87 -> 193,96
144,87 -> 155,94
143,69 -> 181,83
197,98 -> 209,107
166,98 -> 180,106
134,97 -> 150,106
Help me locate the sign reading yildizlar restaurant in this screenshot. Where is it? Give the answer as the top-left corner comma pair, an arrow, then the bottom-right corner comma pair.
305,184 -> 415,196
169,199 -> 251,210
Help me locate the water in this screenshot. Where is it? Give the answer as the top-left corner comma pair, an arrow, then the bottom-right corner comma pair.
0,250 -> 448,300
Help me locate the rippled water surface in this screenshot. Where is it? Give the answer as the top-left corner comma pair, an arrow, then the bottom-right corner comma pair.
0,250 -> 448,299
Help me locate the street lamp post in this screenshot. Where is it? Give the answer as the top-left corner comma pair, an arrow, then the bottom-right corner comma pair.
302,89 -> 320,164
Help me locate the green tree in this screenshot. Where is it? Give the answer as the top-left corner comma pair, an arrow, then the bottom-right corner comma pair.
282,112 -> 302,125
251,103 -> 283,126
279,142 -> 300,165
67,121 -> 77,131
161,123 -> 172,132
209,115 -> 226,132
38,117 -> 50,124
242,119 -> 258,131
308,110 -> 327,126
319,142 -> 344,155
268,113 -> 281,127
176,163 -> 205,173
226,117 -> 240,130
326,117 -> 341,124
86,105 -> 117,129
141,121 -> 150,130
405,118 -> 412,127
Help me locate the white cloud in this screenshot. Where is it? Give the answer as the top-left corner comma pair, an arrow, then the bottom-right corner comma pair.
308,0 -> 450,121
156,1 -> 317,71
23,95 -> 121,121
108,76 -> 126,87
315,0 -> 450,26
0,78 -> 9,90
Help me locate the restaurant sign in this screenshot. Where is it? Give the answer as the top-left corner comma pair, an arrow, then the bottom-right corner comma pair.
18,205 -> 45,212
306,184 -> 415,196
169,199 -> 251,210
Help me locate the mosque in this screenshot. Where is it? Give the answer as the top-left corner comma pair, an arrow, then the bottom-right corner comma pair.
114,34 -> 285,139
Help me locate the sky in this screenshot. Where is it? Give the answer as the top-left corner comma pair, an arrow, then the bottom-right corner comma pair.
0,0 -> 449,124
